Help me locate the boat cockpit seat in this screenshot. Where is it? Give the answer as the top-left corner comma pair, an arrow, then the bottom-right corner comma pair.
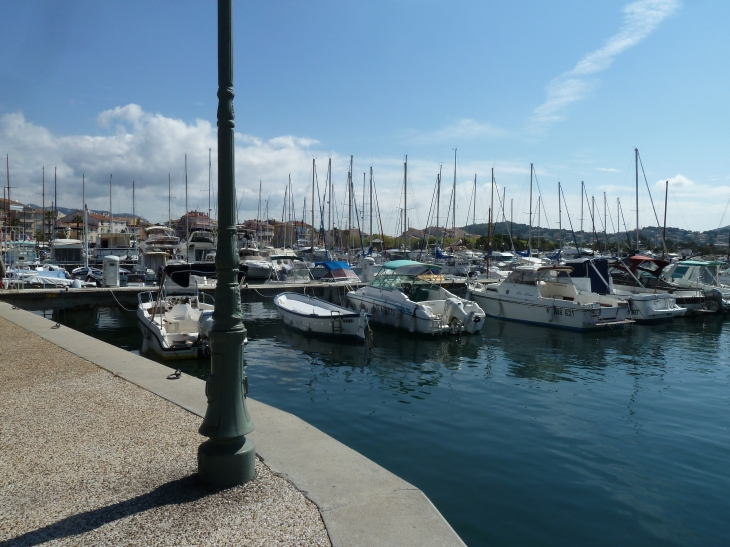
165,303 -> 192,323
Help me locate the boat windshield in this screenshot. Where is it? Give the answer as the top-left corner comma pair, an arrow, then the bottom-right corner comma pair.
536,268 -> 573,284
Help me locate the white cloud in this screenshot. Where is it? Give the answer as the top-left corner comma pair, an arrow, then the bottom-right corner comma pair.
657,173 -> 694,188
5,105 -> 729,235
595,167 -> 621,173
529,0 -> 679,132
405,118 -> 505,146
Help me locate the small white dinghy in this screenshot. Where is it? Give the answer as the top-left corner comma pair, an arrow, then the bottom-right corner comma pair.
274,291 -> 368,343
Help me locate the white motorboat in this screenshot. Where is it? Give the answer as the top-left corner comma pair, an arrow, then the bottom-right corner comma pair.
565,258 -> 686,324
239,247 -> 273,282
661,260 -> 730,313
137,290 -> 215,360
274,292 -> 368,342
346,260 -> 485,335
609,255 -> 707,314
466,265 -> 633,331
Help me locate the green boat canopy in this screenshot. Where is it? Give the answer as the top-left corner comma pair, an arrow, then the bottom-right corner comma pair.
381,260 -> 442,276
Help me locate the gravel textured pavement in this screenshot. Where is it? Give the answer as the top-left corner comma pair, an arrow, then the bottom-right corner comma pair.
0,316 -> 331,547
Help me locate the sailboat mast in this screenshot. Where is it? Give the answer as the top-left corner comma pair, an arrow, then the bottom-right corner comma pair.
487,168 -> 494,277
663,180 -> 669,259
132,180 -> 135,219
603,192 -> 608,252
528,164 -> 533,253
635,148 -> 639,250
580,181 -> 584,245
558,181 -> 562,250
5,155 -> 9,223
592,195 -> 596,250
472,174 -> 477,234
168,172 -> 171,227
510,198 -> 514,252
348,156 -> 353,250
311,159 -> 315,251
185,154 -> 189,241
369,166 -> 373,244
83,174 -> 88,268
54,167 -> 58,238
537,196 -> 541,252
108,173 -> 113,234
436,166 -> 441,240
257,180 -> 262,243
328,159 -> 332,246
42,167 -> 45,245
452,149 -> 456,244
403,156 -> 408,249
208,148 -> 212,222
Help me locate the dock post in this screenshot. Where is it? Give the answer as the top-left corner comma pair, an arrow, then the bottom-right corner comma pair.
197,0 -> 256,487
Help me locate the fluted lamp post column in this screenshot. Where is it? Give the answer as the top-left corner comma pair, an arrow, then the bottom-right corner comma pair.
198,0 -> 256,487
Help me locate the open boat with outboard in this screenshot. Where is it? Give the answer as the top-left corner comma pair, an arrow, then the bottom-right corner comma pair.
274,291 -> 368,342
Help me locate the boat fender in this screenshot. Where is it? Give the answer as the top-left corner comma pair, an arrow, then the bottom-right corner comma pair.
547,305 -> 555,322
409,305 -> 418,333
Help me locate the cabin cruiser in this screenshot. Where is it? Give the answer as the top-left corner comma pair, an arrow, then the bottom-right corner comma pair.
660,260 -> 730,313
50,238 -> 85,270
564,258 -> 686,323
347,260 -> 485,335
179,229 -> 216,263
139,226 -> 180,255
93,232 -> 139,266
467,265 -> 632,331
238,247 -> 273,282
316,261 -> 360,283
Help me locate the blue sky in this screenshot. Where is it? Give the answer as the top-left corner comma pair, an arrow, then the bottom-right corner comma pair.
1,0 -> 729,235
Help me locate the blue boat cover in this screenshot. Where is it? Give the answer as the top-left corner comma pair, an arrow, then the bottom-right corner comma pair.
315,261 -> 351,270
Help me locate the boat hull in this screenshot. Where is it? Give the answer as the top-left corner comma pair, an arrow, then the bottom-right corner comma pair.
274,292 -> 367,342
347,286 -> 485,335
467,287 -> 632,331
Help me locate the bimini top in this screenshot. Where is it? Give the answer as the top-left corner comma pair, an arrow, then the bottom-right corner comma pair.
382,260 -> 442,276
679,260 -> 725,267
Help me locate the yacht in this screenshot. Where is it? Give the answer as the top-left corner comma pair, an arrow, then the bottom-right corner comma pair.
346,260 -> 485,335
466,265 -> 632,331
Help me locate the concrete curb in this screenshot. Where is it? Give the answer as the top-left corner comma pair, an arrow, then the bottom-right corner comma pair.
0,302 -> 466,547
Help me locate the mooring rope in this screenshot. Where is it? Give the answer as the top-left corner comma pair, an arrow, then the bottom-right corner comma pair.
108,289 -> 137,312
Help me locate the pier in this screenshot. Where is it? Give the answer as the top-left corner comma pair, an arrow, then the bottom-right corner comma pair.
0,301 -> 466,546
0,279 -> 467,311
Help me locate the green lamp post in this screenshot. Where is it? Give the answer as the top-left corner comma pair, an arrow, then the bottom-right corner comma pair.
197,0 -> 256,487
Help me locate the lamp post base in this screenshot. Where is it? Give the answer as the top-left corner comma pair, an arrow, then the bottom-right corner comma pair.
198,436 -> 256,488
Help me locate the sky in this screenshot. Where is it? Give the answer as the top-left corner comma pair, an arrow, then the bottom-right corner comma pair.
1,0 -> 729,235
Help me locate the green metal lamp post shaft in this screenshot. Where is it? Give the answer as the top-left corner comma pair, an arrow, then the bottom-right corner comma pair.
198,0 -> 256,487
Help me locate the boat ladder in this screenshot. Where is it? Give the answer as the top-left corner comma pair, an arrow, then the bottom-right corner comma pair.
330,311 -> 344,334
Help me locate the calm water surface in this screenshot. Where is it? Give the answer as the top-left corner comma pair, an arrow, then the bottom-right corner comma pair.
52,304 -> 730,547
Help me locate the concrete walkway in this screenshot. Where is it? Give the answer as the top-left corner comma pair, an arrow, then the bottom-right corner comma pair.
0,302 -> 466,547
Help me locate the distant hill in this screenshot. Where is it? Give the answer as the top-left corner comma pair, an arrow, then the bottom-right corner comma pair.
26,204 -> 148,222
463,221 -> 729,248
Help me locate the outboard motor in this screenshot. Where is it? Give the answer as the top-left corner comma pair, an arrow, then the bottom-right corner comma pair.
704,289 -> 728,313
197,310 -> 214,357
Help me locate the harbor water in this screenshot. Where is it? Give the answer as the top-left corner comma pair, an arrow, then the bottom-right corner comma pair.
50,304 -> 730,547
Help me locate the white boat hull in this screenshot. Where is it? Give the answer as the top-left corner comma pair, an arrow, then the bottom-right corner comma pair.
467,285 -> 632,331
274,292 -> 367,342
136,294 -> 214,360
347,285 -> 485,335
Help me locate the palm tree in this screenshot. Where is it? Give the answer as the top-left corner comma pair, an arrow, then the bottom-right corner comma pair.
72,214 -> 83,239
